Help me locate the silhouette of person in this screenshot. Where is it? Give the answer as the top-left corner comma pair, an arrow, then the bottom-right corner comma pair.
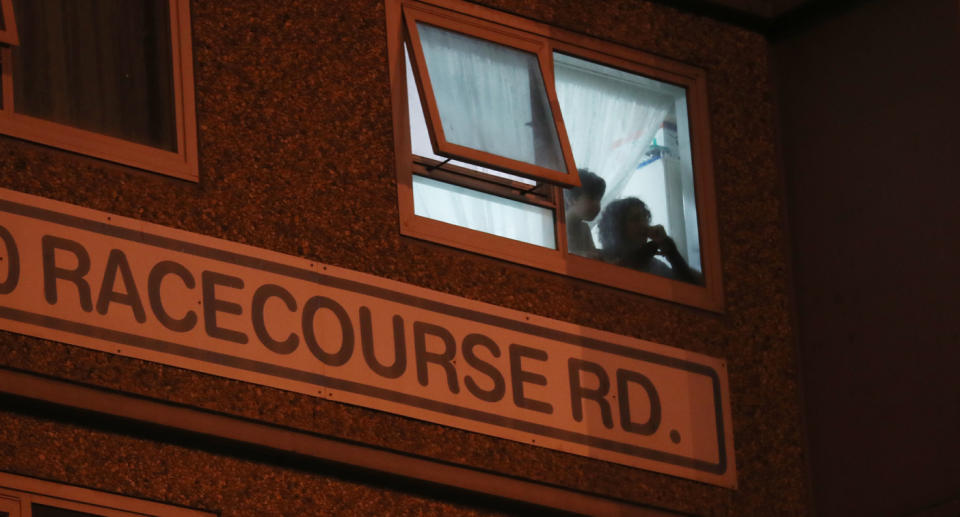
563,170 -> 606,259
597,197 -> 702,284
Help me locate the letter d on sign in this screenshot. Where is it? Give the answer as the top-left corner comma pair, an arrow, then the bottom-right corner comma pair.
0,226 -> 19,294
617,369 -> 661,436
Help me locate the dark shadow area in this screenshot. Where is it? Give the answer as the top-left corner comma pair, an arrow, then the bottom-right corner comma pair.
0,386 -> 683,517
774,0 -> 960,515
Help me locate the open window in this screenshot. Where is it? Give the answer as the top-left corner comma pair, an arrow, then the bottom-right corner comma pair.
389,0 -> 723,311
404,2 -> 579,187
0,0 -> 198,181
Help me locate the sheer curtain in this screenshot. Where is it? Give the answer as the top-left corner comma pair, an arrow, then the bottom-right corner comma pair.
408,55 -> 555,249
408,28 -> 559,248
416,23 -> 565,172
407,35 -> 672,249
554,53 -> 671,209
412,175 -> 556,248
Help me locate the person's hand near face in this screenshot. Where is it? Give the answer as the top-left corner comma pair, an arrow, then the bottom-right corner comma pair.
648,224 -> 680,256
648,224 -> 667,244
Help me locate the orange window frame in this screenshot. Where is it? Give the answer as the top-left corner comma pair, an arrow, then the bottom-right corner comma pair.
0,0 -> 18,46
389,0 -> 725,312
0,0 -> 198,182
403,1 -> 580,188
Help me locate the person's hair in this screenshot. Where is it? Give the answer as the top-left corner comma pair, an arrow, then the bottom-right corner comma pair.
563,169 -> 606,206
598,197 -> 651,251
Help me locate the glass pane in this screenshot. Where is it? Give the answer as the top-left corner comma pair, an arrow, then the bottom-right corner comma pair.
416,22 -> 566,172
413,175 -> 556,249
556,53 -> 703,284
11,0 -> 177,151
406,46 -> 535,185
32,504 -> 101,517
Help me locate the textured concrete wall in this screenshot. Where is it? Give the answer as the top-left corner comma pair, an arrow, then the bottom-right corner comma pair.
0,0 -> 807,515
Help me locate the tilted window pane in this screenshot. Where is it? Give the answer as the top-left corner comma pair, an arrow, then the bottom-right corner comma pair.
556,53 -> 703,282
413,175 -> 556,249
11,0 -> 177,151
416,22 -> 565,172
406,46 -> 535,185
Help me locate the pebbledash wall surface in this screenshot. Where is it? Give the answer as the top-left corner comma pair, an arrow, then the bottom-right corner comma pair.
0,0 -> 805,516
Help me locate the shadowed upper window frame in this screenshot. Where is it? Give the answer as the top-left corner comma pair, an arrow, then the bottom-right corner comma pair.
0,0 -> 198,181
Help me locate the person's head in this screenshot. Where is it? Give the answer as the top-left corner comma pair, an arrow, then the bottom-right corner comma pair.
563,170 -> 606,222
598,197 -> 652,251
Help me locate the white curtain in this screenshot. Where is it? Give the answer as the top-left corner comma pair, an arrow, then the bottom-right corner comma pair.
416,23 -> 564,171
407,47 -> 555,249
553,53 -> 672,210
407,39 -> 673,249
407,48 -> 535,185
412,176 -> 556,249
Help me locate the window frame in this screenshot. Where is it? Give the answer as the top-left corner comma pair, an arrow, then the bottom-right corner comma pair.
403,2 -> 581,187
388,0 -> 724,311
0,0 -> 199,182
0,0 -> 18,47
0,471 -> 213,517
